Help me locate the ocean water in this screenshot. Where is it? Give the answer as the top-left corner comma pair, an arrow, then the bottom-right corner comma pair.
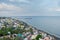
12,16 -> 60,38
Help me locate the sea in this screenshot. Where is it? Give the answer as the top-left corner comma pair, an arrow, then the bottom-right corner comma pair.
12,16 -> 60,38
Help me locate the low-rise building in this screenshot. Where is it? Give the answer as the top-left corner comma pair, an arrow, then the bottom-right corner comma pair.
44,37 -> 50,40
31,34 -> 37,40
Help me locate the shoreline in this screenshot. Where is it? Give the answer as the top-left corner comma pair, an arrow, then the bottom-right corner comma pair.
17,17 -> 60,40
31,26 -> 60,40
0,17 -> 60,40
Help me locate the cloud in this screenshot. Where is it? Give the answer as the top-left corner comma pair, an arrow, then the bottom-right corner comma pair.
0,3 -> 23,11
47,8 -> 60,12
0,11 -> 14,16
0,3 -> 25,16
0,0 -> 60,16
9,0 -> 30,3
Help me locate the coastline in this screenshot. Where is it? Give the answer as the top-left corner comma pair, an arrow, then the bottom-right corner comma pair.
0,17 -> 60,40
13,16 -> 60,40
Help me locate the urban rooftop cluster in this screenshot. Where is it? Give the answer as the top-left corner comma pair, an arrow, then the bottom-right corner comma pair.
0,17 -> 56,40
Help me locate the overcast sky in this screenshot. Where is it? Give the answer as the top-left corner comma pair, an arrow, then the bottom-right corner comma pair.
0,0 -> 60,16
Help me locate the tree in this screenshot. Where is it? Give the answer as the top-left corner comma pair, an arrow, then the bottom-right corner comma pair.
35,34 -> 42,40
30,28 -> 33,34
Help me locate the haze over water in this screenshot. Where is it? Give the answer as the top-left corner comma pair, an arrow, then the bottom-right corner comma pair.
12,16 -> 60,38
